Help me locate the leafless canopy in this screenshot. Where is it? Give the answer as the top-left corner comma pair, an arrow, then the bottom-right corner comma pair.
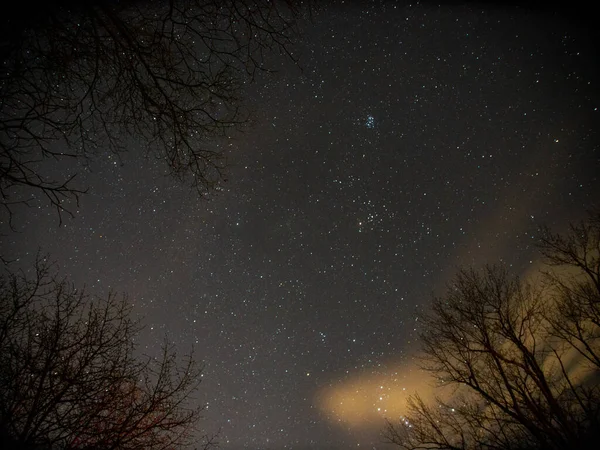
0,256 -> 212,449
0,0 -> 303,224
384,211 -> 600,450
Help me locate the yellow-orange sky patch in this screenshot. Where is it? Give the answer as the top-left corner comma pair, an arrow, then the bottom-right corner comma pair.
316,258 -> 595,433
315,359 -> 441,430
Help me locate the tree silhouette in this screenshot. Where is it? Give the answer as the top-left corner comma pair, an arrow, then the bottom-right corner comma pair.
384,210 -> 600,450
1,0 -> 304,225
538,213 -> 600,370
0,255 -> 212,449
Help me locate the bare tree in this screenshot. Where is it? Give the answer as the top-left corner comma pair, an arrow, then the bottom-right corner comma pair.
0,255 -> 213,449
384,211 -> 600,450
0,0 -> 305,224
538,211 -> 600,370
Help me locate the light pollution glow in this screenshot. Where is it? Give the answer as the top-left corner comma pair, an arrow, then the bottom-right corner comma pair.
316,360 -> 439,430
316,259 -> 595,432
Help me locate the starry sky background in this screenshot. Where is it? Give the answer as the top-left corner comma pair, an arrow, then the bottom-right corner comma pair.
1,1 -> 598,449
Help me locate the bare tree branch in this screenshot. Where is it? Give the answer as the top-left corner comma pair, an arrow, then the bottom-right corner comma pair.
1,0 -> 307,224
385,210 -> 600,450
0,254 -> 211,449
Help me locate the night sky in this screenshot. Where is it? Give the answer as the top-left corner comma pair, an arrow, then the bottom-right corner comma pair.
1,1 -> 598,449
